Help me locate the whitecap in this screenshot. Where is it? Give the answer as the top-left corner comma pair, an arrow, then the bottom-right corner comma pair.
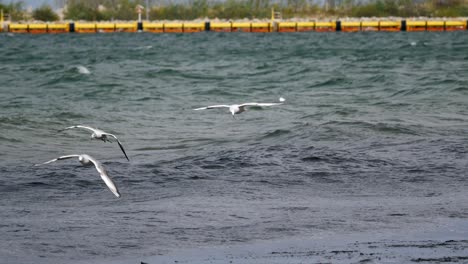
76,65 -> 91,74
134,45 -> 153,50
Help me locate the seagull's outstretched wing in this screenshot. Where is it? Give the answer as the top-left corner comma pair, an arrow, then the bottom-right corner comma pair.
105,133 -> 130,161
59,125 -> 98,133
34,155 -> 81,166
194,105 -> 231,110
87,156 -> 121,198
239,102 -> 283,107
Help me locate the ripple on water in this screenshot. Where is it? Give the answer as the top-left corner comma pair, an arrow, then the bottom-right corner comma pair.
1,32 -> 468,263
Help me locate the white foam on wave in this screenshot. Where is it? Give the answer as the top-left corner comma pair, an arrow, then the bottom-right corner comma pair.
133,45 -> 153,50
76,65 -> 91,74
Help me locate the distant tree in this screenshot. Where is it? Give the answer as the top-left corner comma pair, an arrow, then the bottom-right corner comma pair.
1,1 -> 27,21
218,0 -> 252,19
62,0 -> 468,20
282,0 -> 317,17
382,0 -> 398,15
396,0 -> 416,17
32,4 -> 59,21
351,3 -> 380,17
287,0 -> 307,13
64,0 -> 104,20
101,0 -> 142,20
432,0 -> 462,7
190,0 -> 209,18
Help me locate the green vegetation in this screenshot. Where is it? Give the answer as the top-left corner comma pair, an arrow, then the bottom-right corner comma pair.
0,1 -> 28,20
1,0 -> 467,21
32,5 -> 59,21
64,0 -> 105,21
151,0 -> 468,19
64,0 -> 146,21
344,0 -> 468,17
148,0 -> 320,20
101,0 -> 141,20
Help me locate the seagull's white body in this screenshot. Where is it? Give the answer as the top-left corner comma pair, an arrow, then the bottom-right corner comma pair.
35,154 -> 121,198
194,99 -> 285,117
60,125 -> 129,161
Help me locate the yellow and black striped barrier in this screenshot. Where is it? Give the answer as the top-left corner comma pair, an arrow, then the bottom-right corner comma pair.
3,20 -> 468,34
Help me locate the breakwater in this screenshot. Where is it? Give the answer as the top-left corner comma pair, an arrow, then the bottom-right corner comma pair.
2,19 -> 467,33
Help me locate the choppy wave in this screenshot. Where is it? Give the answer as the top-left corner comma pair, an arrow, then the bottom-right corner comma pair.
76,65 -> 91,74
1,32 -> 468,263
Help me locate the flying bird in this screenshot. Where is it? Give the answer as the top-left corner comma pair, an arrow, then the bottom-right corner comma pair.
59,125 -> 129,161
194,98 -> 285,118
35,154 -> 121,198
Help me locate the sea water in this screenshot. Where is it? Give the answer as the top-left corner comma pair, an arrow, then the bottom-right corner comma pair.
0,32 -> 467,263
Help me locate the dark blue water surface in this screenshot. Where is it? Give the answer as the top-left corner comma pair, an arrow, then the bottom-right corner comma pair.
0,32 -> 467,263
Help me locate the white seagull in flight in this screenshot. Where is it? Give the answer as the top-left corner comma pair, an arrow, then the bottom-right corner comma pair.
59,125 -> 129,161
194,97 -> 285,118
34,154 -> 121,198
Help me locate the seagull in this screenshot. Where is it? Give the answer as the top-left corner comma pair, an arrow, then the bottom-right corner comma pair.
59,125 -> 129,161
194,98 -> 285,118
34,154 -> 121,198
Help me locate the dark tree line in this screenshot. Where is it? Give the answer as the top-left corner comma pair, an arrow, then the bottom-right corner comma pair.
1,0 -> 467,21
0,1 -> 28,20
